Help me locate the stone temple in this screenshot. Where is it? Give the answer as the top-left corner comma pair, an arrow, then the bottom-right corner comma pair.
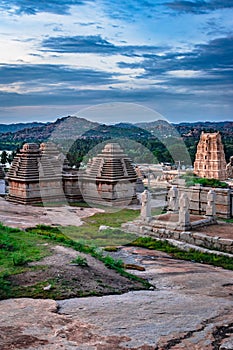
7,143 -> 71,204
80,143 -> 138,206
194,132 -> 227,180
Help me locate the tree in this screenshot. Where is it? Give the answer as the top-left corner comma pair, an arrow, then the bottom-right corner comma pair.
1,151 -> 7,164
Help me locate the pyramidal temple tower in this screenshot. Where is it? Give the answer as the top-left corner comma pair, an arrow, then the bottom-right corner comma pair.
7,143 -> 64,204
80,143 -> 138,206
194,132 -> 227,180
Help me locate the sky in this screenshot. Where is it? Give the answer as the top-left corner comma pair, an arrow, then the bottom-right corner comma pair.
0,0 -> 233,124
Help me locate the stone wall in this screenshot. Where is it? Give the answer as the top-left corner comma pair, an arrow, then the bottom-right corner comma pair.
123,221 -> 233,254
169,185 -> 232,219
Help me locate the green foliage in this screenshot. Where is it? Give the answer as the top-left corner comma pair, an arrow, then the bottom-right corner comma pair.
130,237 -> 233,270
61,210 -> 139,247
71,255 -> 88,267
0,150 -> 7,164
103,255 -> 124,269
181,174 -> 229,188
12,252 -> 29,266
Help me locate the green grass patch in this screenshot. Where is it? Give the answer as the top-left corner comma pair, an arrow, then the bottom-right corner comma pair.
0,222 -> 151,299
26,225 -> 150,288
0,223 -> 51,277
61,209 -> 140,247
130,237 -> 233,270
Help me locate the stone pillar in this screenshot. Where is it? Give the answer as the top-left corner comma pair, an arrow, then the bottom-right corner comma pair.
168,185 -> 178,212
179,192 -> 191,230
206,189 -> 216,217
140,190 -> 151,222
226,156 -> 233,179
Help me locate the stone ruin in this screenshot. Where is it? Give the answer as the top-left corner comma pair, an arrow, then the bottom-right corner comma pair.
6,142 -> 139,207
128,186 -> 217,235
6,142 -> 80,205
194,131 -> 227,180
226,156 -> 233,179
79,143 -> 138,206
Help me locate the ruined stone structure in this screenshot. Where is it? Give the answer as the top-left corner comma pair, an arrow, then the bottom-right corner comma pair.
178,192 -> 191,230
168,185 -> 179,212
226,156 -> 233,179
80,143 -> 138,206
140,190 -> 151,222
62,159 -> 82,203
7,143 -> 77,204
194,132 -> 227,180
7,143 -> 42,204
167,184 -> 232,219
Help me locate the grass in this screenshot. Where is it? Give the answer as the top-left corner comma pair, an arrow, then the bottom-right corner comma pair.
0,223 -> 53,299
0,223 -> 51,277
61,208 -> 140,247
71,255 -> 88,266
130,236 -> 233,270
0,221 -> 151,299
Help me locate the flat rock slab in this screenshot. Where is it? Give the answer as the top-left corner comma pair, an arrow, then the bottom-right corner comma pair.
0,198 -> 102,228
1,247 -> 233,349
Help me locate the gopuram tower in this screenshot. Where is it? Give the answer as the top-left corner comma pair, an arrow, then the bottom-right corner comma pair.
194,132 -> 227,180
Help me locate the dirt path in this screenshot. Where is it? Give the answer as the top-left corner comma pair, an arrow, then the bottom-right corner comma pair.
1,246 -> 233,349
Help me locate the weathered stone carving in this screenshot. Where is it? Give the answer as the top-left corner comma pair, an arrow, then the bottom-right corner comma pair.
168,185 -> 178,212
140,190 -> 151,221
206,189 -> 216,217
194,132 -> 227,180
179,192 -> 190,229
226,156 -> 233,179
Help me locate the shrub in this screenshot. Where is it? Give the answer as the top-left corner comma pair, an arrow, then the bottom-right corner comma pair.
12,252 -> 29,266
71,255 -> 88,267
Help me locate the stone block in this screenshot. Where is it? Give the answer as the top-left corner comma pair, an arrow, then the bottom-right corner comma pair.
218,239 -> 233,246
180,231 -> 192,242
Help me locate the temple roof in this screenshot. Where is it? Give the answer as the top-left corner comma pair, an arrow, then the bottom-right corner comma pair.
7,143 -> 41,181
85,143 -> 137,181
7,142 -> 66,182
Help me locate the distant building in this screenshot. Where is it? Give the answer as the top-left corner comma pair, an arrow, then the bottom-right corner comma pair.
80,143 -> 138,206
194,132 -> 227,180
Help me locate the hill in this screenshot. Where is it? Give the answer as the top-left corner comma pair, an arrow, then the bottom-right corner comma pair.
0,122 -> 46,134
0,117 -> 232,164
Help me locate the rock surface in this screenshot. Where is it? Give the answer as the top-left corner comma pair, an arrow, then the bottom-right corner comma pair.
1,247 -> 233,349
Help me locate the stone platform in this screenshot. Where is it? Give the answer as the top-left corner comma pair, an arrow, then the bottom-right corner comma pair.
122,215 -> 233,254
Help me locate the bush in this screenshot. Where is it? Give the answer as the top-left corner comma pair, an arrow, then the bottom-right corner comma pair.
181,174 -> 228,188
71,255 -> 88,267
12,252 -> 29,266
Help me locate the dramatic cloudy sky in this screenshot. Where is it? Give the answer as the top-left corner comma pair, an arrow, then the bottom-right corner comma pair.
0,0 -> 233,123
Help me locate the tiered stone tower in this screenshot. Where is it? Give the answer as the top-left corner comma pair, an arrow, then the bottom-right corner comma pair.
194,132 -> 227,180
7,144 -> 41,204
80,143 -> 138,206
7,143 -> 66,204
